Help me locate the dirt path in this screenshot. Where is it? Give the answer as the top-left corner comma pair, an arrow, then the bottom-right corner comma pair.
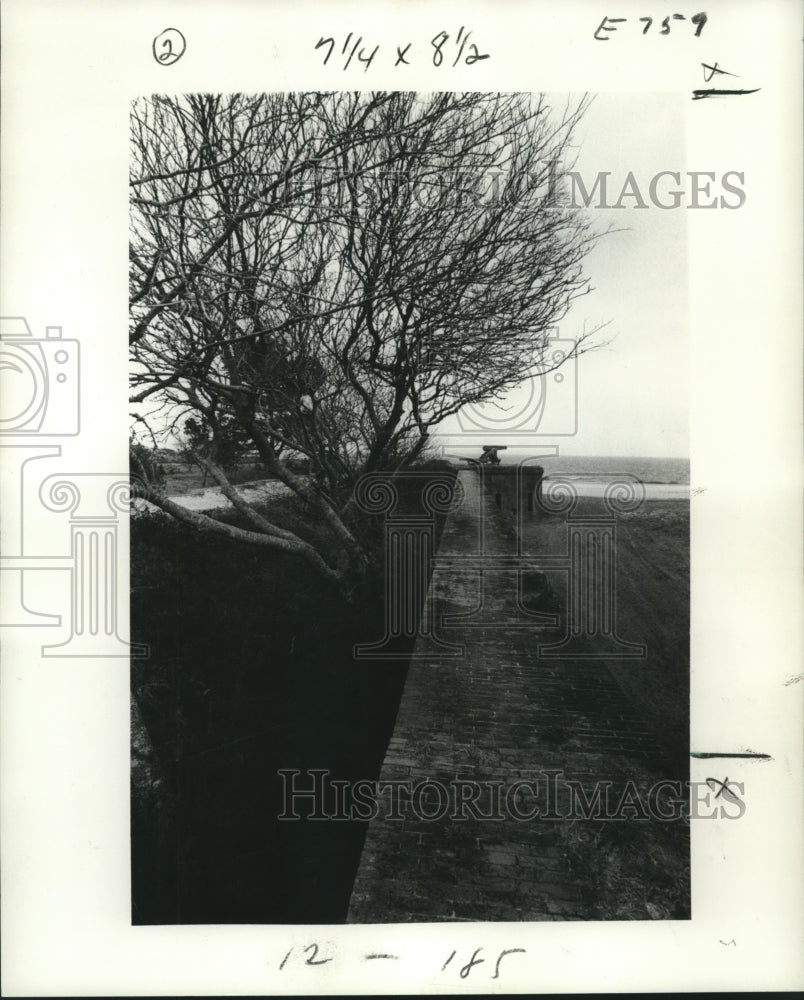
132,478 -> 292,515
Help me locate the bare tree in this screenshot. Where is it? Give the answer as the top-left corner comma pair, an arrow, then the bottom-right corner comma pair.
130,91 -> 601,597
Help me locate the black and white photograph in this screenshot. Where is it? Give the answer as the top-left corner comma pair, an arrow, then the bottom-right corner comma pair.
128,91 -> 693,925
1,1 -> 801,995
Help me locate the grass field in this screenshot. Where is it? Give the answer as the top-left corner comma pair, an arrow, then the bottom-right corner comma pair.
520,496 -> 690,775
521,496 -> 691,919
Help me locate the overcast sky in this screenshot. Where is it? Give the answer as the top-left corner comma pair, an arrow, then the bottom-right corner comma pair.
437,92 -> 689,459
135,93 -> 689,460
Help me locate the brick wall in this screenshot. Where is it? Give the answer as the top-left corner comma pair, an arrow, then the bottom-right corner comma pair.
348,469 -> 677,923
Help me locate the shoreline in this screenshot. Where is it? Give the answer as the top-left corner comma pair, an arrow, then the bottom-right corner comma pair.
131,473 -> 689,517
540,477 -> 689,501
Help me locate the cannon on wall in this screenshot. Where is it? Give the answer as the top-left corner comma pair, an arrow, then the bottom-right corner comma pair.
478,444 -> 507,466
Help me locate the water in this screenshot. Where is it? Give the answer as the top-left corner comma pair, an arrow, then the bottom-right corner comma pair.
489,455 -> 690,500
535,455 -> 689,485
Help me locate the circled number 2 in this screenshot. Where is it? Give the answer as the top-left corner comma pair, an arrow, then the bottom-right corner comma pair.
153,28 -> 186,66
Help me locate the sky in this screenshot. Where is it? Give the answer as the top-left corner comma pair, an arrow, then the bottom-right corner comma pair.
436,92 -> 689,459
132,92 -> 689,461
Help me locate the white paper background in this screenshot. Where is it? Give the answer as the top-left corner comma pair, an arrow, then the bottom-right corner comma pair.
1,0 -> 802,994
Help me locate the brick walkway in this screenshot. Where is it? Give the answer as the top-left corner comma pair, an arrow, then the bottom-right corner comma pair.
348,469 -> 672,923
